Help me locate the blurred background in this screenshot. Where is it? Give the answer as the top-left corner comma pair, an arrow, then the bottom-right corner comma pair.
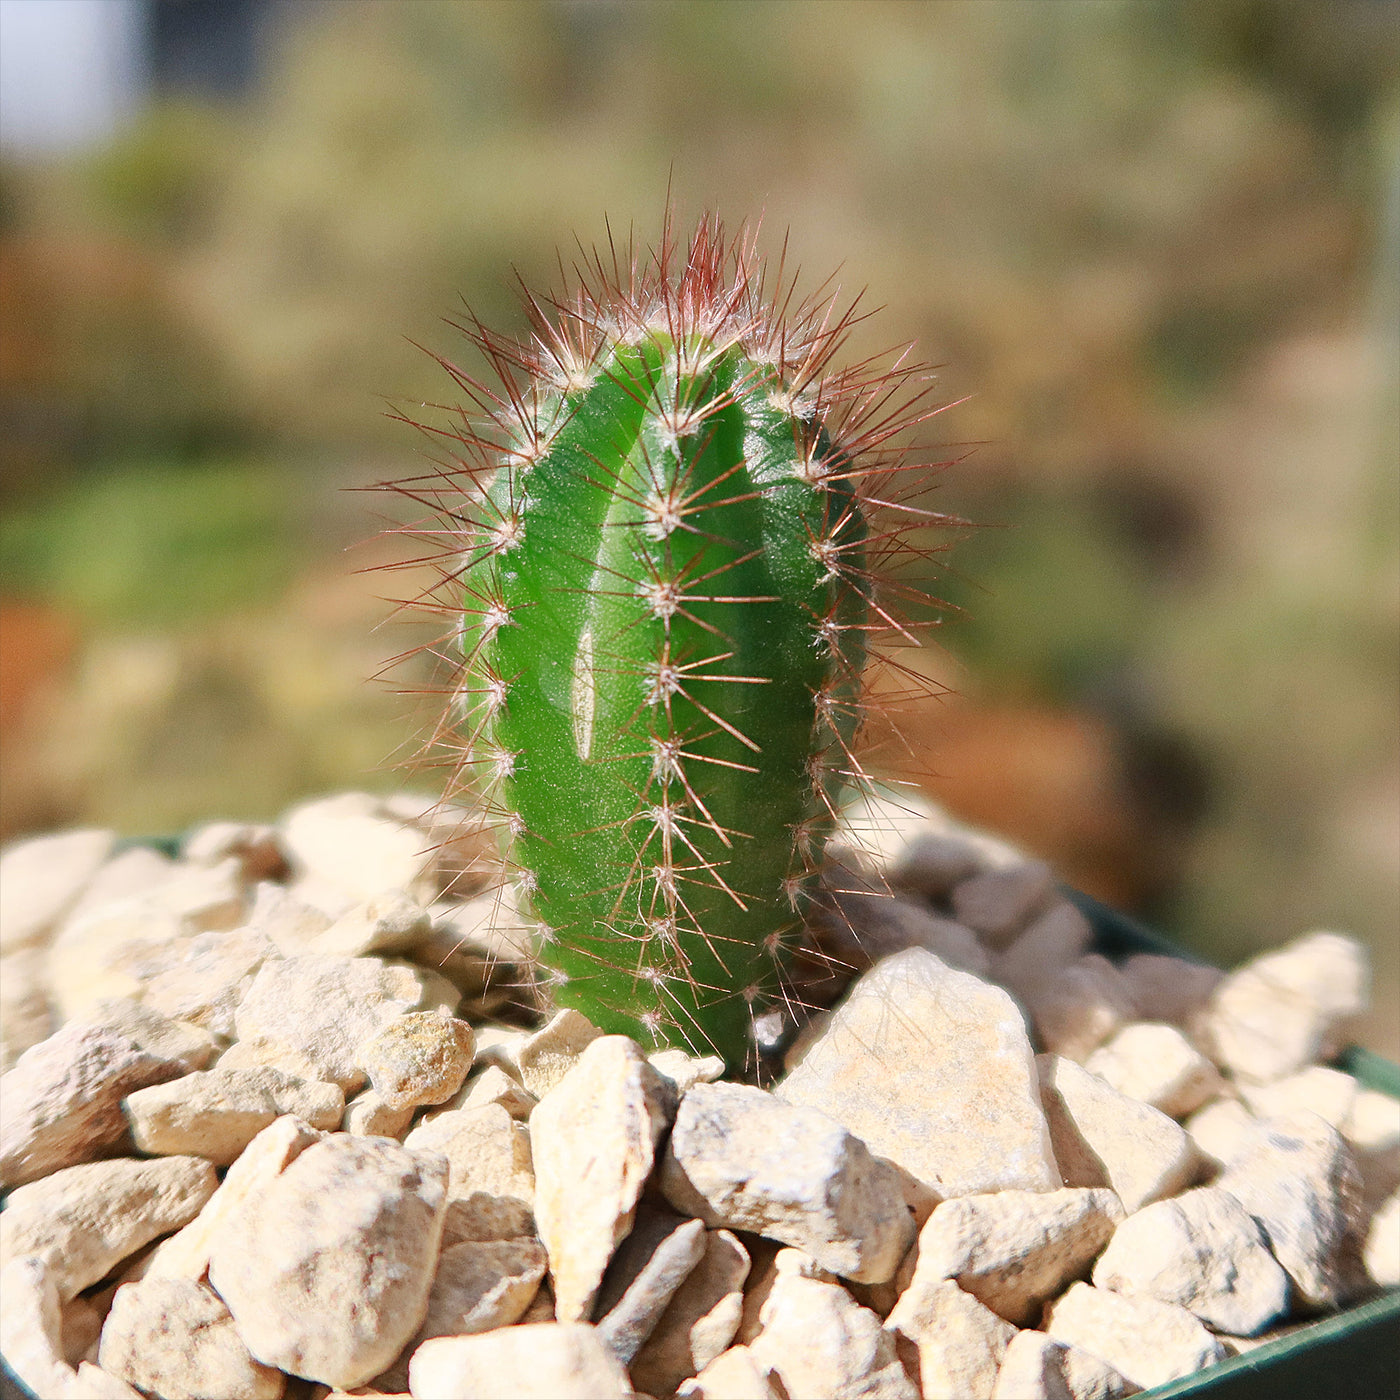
1,0 -> 1396,1050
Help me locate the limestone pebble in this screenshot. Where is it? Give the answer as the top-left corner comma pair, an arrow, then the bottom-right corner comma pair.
0,1021 -> 187,1188
530,1037 -> 673,1320
97,1275 -> 285,1400
1044,1282 -> 1227,1390
354,1011 -> 476,1111
777,946 -> 1060,1198
904,1187 -> 1124,1325
232,953 -> 427,1093
0,828 -> 115,955
662,1079 -> 914,1284
408,1323 -> 633,1399
1091,1186 -> 1290,1335
206,1133 -> 449,1389
122,1066 -> 344,1164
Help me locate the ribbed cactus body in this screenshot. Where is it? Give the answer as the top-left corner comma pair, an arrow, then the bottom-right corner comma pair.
389,217 -> 950,1069
473,332 -> 866,1060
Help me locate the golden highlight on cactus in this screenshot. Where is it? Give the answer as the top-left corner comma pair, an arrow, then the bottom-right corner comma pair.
383,214 -> 959,1068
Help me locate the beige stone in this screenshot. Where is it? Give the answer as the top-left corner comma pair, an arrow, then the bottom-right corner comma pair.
471,1023 -> 530,1077
991,901 -> 1095,1008
662,1080 -> 914,1284
515,1008 -> 606,1097
402,960 -> 464,1016
48,863 -> 250,1019
0,828 -> 114,954
885,1277 -> 1014,1399
242,881 -> 333,955
991,1330 -> 1139,1400
379,792 -> 493,896
280,792 -> 442,910
1346,1088 -> 1400,1207
950,859 -> 1055,947
0,1155 -> 218,1300
1044,1283 -> 1226,1390
0,1258 -> 144,1398
354,1011 -> 474,1110
372,1238 -> 548,1392
1118,954 -> 1222,1026
232,954 -> 425,1093
98,1276 -> 285,1400
216,1035 -> 328,1081
64,846 -> 172,924
677,1345 -> 781,1400
420,887 -> 532,1001
143,857 -> 251,932
649,1048 -> 727,1095
531,1036 -> 672,1320
1185,1098 -> 1257,1172
1196,932 -> 1368,1083
88,998 -> 218,1073
441,1192 -> 536,1246
630,1228 -> 750,1398
70,1362 -> 146,1398
1059,1344 -> 1142,1400
596,1214 -> 708,1364
1,1254 -> 78,1400
450,1064 -> 537,1120
811,861 -> 991,980
1085,1023 -> 1223,1119
142,1114 -> 323,1282
778,948 -> 1059,1197
309,891 -> 434,959
1027,955 -> 1137,1063
0,946 -> 52,1072
751,1272 -> 917,1400
1092,1187 -> 1289,1335
907,1187 -> 1123,1325
1215,1111 -> 1365,1310
140,926 -> 279,1039
45,900 -> 182,1022
832,784 -> 961,874
1363,1189 -> 1399,1286
343,1088 -> 416,1139
207,1134 -> 449,1389
421,1237 -> 546,1335
733,1243 -> 806,1346
1345,1086 -> 1400,1155
407,1323 -> 633,1399
889,831 -> 986,900
0,1021 -> 186,1187
404,1101 -> 535,1239
990,1330 -> 1075,1400
1038,1055 -> 1198,1211
123,1067 -> 344,1164
181,821 -> 288,882
60,1292 -> 105,1367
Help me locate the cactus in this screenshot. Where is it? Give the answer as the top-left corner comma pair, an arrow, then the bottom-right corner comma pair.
386,215 -> 953,1068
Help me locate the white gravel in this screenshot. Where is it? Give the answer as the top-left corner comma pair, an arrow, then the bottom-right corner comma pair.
0,789 -> 1394,1400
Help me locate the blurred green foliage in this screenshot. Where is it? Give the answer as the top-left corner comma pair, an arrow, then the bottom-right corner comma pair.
0,458 -> 305,625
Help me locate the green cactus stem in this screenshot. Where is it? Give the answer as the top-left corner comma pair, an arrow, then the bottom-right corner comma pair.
387,216 -> 955,1068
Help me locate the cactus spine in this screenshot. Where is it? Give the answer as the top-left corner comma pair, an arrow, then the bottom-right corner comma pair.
391,217 -> 949,1068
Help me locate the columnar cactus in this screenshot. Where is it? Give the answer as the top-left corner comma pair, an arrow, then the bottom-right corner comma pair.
388,216 -> 952,1068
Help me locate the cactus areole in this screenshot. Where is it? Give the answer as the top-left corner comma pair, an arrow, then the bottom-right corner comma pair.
388,216 -> 955,1068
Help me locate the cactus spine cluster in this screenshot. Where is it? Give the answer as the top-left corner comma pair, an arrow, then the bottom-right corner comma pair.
390,217 -> 950,1068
